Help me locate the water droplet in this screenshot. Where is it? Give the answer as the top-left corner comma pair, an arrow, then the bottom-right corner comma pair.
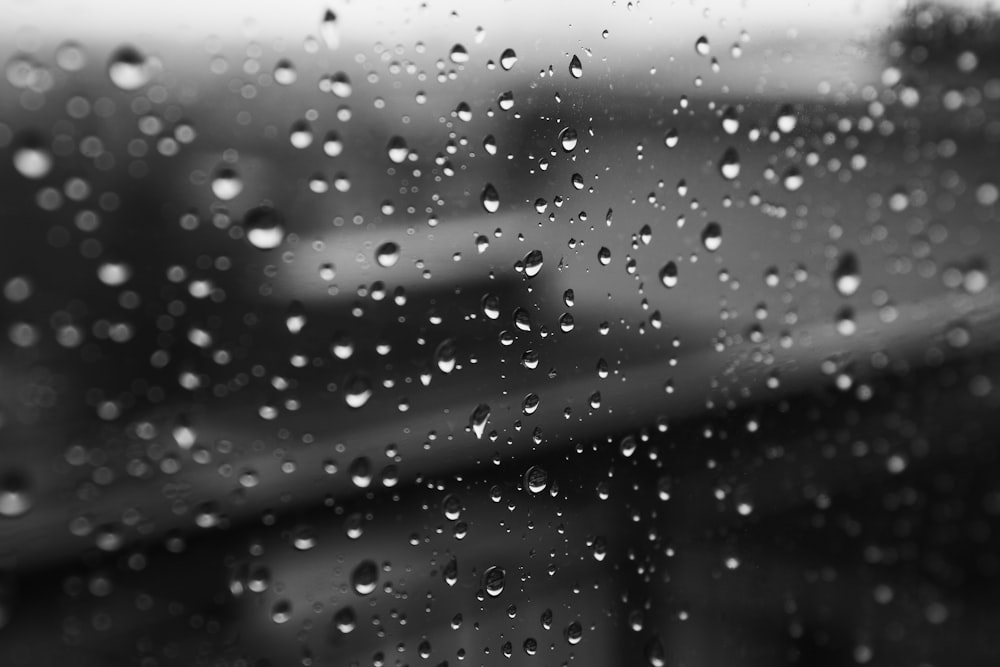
659,261 -> 679,288
500,48 -> 518,71
289,120 -> 313,149
559,127 -> 579,152
664,129 -> 679,148
435,338 -> 458,373
833,252 -> 861,297
836,306 -> 856,336
334,606 -> 356,633
386,136 -> 409,164
522,393 -> 540,415
273,59 -> 296,85
524,465 -> 547,494
482,293 -> 501,320
375,241 -> 400,267
721,106 -> 740,134
271,599 -> 292,624
456,102 -> 473,122
351,559 -> 379,595
701,222 -> 722,252
523,250 -> 544,278
564,621 -> 583,645
598,246 -> 612,266
211,167 -> 242,201
12,134 -> 52,179
645,635 -> 666,666
481,183 -> 500,213
498,90 -> 515,111
349,457 -> 372,488
244,205 -> 285,250
0,472 -> 33,518
782,167 -> 804,192
775,104 -> 797,133
695,36 -> 711,56
449,44 -> 469,64
568,55 -> 583,78
320,9 -> 340,49
108,45 -> 150,90
344,374 -> 373,408
483,134 -> 497,155
483,565 -> 506,596
719,148 -> 741,180
323,131 -> 343,156
443,557 -> 459,586
469,403 -> 491,439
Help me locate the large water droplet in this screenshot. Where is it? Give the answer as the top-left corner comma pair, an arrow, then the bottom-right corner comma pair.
108,45 -> 151,90
483,565 -> 506,597
12,134 -> 52,179
273,59 -> 297,85
481,183 -> 500,213
559,127 -> 579,152
435,338 -> 458,373
568,55 -> 583,78
701,222 -> 722,252
449,44 -> 470,64
443,557 -> 459,586
833,252 -> 861,297
782,167 -> 804,191
663,128 -> 679,149
376,241 -> 400,267
334,606 -> 356,633
0,472 -> 33,518
244,205 -> 285,250
351,559 -> 379,595
500,48 -> 518,71
695,36 -> 711,56
523,465 -> 547,494
386,136 -> 409,164
719,148 -> 741,180
522,250 -> 544,278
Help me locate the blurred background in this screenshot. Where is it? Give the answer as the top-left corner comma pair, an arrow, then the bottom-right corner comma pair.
1,0 -> 999,665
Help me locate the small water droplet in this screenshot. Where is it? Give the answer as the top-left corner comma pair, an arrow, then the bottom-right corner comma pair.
568,55 -> 583,78
351,559 -> 379,595
719,147 -> 741,180
271,599 -> 292,624
469,403 -> 491,439
598,246 -> 612,266
334,606 -> 356,633
659,261 -> 679,288
273,59 -> 296,85
211,167 -> 242,201
833,252 -> 861,297
344,374 -> 373,408
695,36 -> 711,56
481,183 -> 500,213
721,106 -> 740,134
646,635 -> 666,666
320,9 -> 340,49
483,134 -> 497,155
782,167 -> 804,191
663,128 -> 679,148
12,134 -> 52,179
775,104 -> 797,133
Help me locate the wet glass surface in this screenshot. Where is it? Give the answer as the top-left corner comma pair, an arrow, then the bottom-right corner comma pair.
1,1 -> 1000,665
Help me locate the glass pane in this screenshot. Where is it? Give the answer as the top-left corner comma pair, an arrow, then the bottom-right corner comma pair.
1,1 -> 998,665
